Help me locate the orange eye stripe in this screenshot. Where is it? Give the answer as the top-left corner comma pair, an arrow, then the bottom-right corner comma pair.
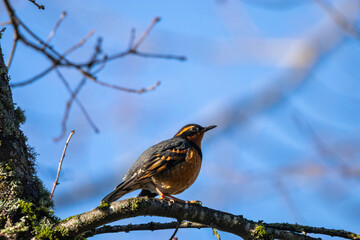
175,126 -> 194,136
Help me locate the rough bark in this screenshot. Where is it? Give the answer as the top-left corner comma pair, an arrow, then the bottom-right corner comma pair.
58,197 -> 360,240
0,44 -> 53,239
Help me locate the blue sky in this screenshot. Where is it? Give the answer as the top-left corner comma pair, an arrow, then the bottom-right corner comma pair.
1,0 -> 360,239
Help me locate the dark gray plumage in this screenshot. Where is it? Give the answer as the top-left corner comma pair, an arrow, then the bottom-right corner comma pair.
101,124 -> 216,204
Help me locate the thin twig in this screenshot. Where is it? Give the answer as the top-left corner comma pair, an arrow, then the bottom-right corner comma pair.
53,77 -> 85,142
18,19 -> 54,52
2,0 -> 183,141
6,32 -> 19,68
134,51 -> 186,61
93,79 -> 161,93
169,220 -> 182,240
264,222 -> 360,240
50,130 -> 75,199
132,17 -> 161,50
10,65 -> 56,87
45,11 -> 67,45
28,0 -> 45,10
15,13 -> 96,80
10,29 -> 94,87
92,56 -> 107,74
128,28 -> 136,49
54,69 -> 99,141
63,30 -> 94,56
54,37 -> 103,141
0,21 -> 11,26
84,221 -> 208,238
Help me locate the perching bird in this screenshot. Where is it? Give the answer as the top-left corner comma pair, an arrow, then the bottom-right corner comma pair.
101,123 -> 216,204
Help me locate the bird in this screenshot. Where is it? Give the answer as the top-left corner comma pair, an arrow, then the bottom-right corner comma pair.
101,123 -> 216,204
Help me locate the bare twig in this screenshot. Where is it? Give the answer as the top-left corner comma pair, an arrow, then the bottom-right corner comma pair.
63,30 -> 94,56
54,69 -> 99,142
8,4 -> 96,81
93,79 -> 161,93
3,0 -> 185,140
10,29 -> 94,88
264,222 -> 360,240
45,11 -> 67,45
4,1 -> 183,88
128,28 -> 136,49
132,17 -> 161,50
6,32 -> 19,68
10,65 -> 56,87
28,0 -> 45,10
50,130 -> 75,199
84,221 -> 207,238
169,219 -> 182,240
54,37 -> 103,141
0,21 -> 11,26
133,51 -> 187,61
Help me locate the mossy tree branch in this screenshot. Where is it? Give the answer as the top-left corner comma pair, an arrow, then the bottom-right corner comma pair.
0,44 -> 55,239
58,197 -> 359,240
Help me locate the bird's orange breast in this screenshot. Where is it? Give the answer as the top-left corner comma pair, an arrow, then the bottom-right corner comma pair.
151,148 -> 202,195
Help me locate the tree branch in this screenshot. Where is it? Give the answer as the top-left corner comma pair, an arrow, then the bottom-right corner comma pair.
45,11 -> 67,46
4,2 -> 185,88
3,0 -> 183,141
28,0 -> 45,10
84,221 -> 207,238
58,197 -> 358,240
50,130 -> 75,199
54,70 -> 99,142
265,223 -> 360,240
6,31 -> 19,68
132,17 -> 160,50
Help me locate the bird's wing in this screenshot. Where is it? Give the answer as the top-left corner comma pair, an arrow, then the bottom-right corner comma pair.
122,138 -> 190,184
102,138 -> 190,203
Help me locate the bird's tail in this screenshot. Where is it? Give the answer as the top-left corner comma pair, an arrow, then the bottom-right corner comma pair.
101,180 -> 136,204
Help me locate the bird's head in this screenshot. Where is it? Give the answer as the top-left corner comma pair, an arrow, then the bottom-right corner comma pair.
175,124 -> 216,146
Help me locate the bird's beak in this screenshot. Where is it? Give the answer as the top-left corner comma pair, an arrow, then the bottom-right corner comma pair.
203,125 -> 217,132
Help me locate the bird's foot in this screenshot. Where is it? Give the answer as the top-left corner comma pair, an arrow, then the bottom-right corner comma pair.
161,195 -> 202,205
185,200 -> 202,205
155,187 -> 201,204
159,195 -> 175,203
